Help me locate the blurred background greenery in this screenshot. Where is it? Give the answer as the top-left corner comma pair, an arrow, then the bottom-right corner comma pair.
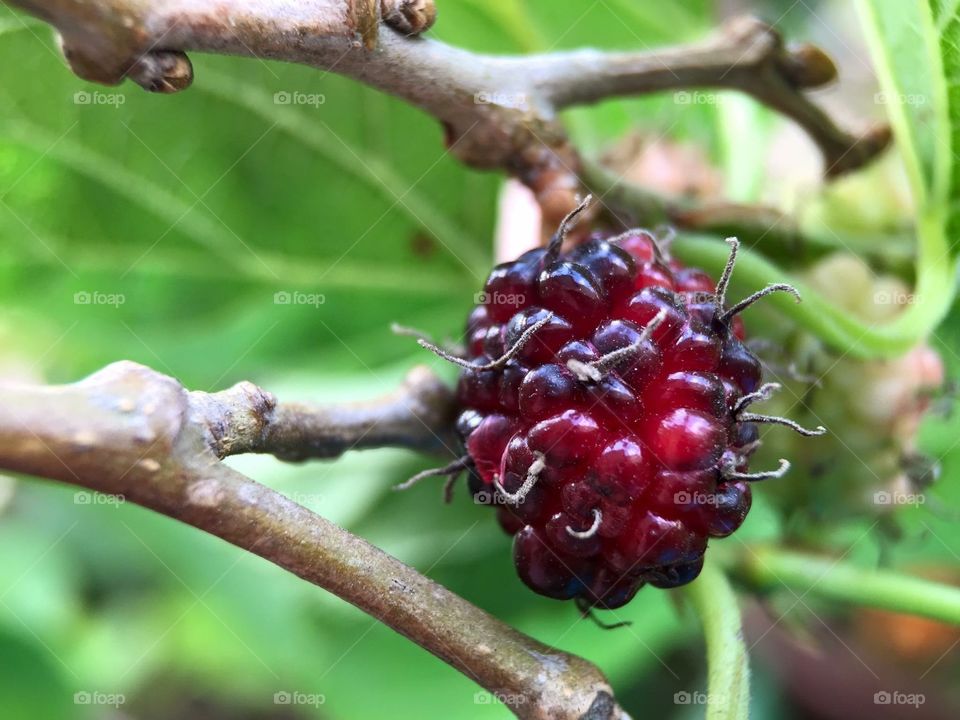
0,0 -> 958,718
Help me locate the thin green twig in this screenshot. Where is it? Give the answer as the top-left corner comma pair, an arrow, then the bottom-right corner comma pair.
730,546 -> 960,625
684,562 -> 751,720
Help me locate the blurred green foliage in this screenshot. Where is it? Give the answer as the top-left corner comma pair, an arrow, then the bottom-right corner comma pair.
0,1 -> 957,719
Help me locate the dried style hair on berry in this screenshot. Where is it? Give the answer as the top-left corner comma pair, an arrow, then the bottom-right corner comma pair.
405,197 -> 825,611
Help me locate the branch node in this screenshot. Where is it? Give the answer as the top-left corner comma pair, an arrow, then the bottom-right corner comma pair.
383,0 -> 438,36
127,51 -> 194,94
779,43 -> 837,88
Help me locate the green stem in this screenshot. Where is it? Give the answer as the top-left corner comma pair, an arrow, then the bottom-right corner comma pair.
730,546 -> 960,625
586,159 -> 957,360
684,562 -> 750,720
673,233 -> 956,359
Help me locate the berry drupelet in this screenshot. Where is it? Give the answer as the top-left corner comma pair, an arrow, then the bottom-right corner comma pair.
409,198 -> 823,611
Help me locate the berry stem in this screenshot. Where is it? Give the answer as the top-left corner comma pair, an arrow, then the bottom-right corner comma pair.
730,546 -> 960,626
684,562 -> 751,720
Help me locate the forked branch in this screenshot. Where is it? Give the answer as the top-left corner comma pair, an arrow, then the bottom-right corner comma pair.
0,361 -> 625,720
6,1 -> 888,225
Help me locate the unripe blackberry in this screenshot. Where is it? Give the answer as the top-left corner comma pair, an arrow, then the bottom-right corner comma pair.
410,199 -> 822,609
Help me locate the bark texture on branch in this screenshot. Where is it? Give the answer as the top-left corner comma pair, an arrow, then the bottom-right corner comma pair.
7,1 -> 888,228
0,361 -> 627,720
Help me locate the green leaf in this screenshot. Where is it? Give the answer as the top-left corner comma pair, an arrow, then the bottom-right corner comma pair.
676,0 -> 960,360
684,563 -> 750,720
846,0 -> 960,345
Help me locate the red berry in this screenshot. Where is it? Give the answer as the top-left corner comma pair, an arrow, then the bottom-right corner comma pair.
453,223 -> 799,609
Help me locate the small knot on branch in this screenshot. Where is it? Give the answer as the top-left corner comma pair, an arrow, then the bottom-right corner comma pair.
128,51 -> 194,94
383,0 -> 438,36
779,43 -> 837,89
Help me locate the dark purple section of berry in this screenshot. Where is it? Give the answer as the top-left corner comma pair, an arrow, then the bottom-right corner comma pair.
457,228 -> 766,608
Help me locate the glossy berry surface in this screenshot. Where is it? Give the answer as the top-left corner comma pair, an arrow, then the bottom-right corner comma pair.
456,228 -> 766,609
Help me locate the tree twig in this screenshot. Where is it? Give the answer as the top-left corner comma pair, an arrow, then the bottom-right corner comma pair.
189,365 -> 458,461
0,360 -> 628,720
6,1 -> 888,226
